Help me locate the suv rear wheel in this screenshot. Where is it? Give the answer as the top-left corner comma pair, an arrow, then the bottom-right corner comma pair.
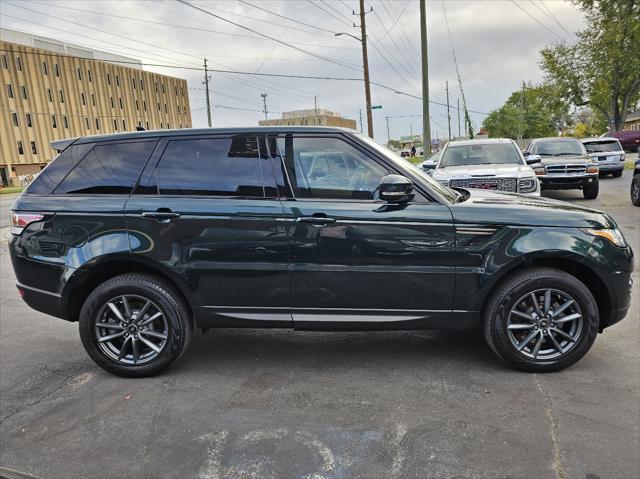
79,273 -> 192,377
483,268 -> 599,372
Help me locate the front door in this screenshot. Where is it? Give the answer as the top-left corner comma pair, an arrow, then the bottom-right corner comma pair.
276,134 -> 456,329
125,134 -> 290,327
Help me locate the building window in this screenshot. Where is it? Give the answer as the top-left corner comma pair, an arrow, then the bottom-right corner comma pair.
6,84 -> 13,98
31,141 -> 37,155
107,73 -> 111,85
166,122 -> 170,129
87,69 -> 92,82
157,102 -> 161,112
160,122 -> 163,129
110,97 -> 115,108
26,113 -> 32,127
175,86 -> 178,95
11,112 -> 19,127
16,57 -> 22,71
119,97 -> 123,109
54,64 -> 60,77
17,141 -> 24,155
42,61 -> 48,75
164,104 -> 168,113
59,90 -> 64,103
95,118 -> 100,130
143,101 -> 147,111
161,83 -> 165,94
146,121 -> 149,129
135,99 -> 139,111
81,93 -> 86,105
77,67 -> 82,80
122,119 -> 126,130
140,79 -> 144,90
113,119 -> 118,131
91,94 -> 96,106
177,105 -> 180,114
132,78 -> 136,90
1,55 -> 7,69
47,88 -> 53,102
52,115 -> 57,128
85,117 -> 90,130
155,82 -> 158,93
116,75 -> 120,87
63,116 -> 69,128
20,85 -> 27,100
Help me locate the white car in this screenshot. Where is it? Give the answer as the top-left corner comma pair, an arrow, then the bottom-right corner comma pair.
581,137 -> 625,177
427,138 -> 540,196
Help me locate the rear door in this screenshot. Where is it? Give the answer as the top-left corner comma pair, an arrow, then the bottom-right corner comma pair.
276,133 -> 456,328
125,134 -> 291,327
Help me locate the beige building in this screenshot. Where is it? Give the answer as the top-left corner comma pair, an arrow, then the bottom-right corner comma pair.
623,111 -> 639,131
259,108 -> 357,130
0,28 -> 191,185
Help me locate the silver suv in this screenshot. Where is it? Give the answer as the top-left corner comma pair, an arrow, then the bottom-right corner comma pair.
581,137 -> 626,178
524,137 -> 600,199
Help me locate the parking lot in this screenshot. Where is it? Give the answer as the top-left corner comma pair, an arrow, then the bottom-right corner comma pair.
0,169 -> 638,479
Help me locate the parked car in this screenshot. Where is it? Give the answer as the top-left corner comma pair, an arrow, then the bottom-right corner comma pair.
430,138 -> 540,195
523,137 -> 599,199
581,137 -> 625,177
609,130 -> 640,153
631,159 -> 640,206
10,127 -> 633,377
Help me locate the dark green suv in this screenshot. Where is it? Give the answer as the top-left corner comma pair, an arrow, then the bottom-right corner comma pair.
9,127 -> 633,377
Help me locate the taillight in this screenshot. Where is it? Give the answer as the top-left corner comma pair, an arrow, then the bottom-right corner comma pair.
10,212 -> 45,235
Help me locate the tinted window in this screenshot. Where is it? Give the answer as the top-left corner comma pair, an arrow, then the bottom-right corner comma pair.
440,143 -> 522,167
151,136 -> 267,197
26,143 -> 93,194
55,141 -> 156,194
582,140 -> 622,153
531,139 -> 585,156
277,136 -> 387,200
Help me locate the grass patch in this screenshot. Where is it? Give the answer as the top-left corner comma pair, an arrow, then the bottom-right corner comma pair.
0,187 -> 24,195
624,160 -> 636,170
405,156 -> 424,165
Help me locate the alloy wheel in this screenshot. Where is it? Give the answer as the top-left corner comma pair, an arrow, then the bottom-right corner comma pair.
95,295 -> 169,365
506,288 -> 583,360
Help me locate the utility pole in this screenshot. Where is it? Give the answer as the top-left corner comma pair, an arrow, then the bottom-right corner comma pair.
385,117 -> 390,145
419,0 -> 431,155
457,98 -> 461,137
445,80 -> 451,141
359,109 -> 363,133
203,58 -> 212,127
314,95 -> 318,125
358,0 -> 374,138
261,93 -> 268,121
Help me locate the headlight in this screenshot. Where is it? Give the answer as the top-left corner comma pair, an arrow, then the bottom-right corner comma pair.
518,177 -> 537,193
533,166 -> 546,176
586,164 -> 599,174
582,228 -> 628,247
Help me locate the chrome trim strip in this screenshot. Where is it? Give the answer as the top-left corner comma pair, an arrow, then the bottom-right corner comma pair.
203,306 -> 467,313
15,281 -> 61,298
293,314 -> 425,322
336,219 -> 451,227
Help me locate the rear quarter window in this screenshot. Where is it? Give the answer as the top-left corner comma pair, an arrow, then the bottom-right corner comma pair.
25,143 -> 94,195
54,140 -> 157,194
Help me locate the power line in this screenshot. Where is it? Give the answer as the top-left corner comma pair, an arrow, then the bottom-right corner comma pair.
238,0 -> 337,34
307,0 -> 354,27
319,0 -> 354,24
509,1 -> 563,40
176,0 -> 361,72
536,0 -> 572,35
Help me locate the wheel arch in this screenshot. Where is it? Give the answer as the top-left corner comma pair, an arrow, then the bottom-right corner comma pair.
62,256 -> 194,323
480,255 -> 611,331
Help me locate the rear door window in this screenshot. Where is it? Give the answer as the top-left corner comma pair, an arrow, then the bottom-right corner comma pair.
144,136 -> 272,197
583,140 -> 622,153
54,140 -> 157,194
26,143 -> 94,194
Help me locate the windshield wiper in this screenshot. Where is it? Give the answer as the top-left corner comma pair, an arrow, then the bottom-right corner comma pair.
552,152 -> 580,156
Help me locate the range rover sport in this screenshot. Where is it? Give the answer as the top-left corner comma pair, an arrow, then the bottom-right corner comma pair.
9,127 -> 633,377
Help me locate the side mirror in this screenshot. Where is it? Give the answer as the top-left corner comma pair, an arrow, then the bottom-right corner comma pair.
525,154 -> 542,165
379,174 -> 413,203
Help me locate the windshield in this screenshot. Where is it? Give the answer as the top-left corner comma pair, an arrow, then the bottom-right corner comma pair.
531,139 -> 586,156
440,143 -> 523,167
583,140 -> 622,153
355,133 -> 461,203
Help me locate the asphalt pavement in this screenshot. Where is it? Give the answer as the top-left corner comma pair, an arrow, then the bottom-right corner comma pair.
0,171 -> 638,479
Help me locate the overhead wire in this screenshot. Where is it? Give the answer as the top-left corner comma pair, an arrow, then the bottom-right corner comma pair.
509,1 -> 564,40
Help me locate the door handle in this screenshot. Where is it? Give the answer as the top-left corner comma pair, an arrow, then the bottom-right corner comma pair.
142,210 -> 181,222
296,216 -> 336,226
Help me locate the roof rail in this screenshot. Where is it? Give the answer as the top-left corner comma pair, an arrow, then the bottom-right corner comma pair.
50,138 -> 77,152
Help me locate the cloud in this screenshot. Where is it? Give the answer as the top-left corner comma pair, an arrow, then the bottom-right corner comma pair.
1,0 -> 585,141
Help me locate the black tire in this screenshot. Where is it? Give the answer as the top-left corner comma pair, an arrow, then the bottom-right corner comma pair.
79,273 -> 192,377
583,180 -> 599,199
631,174 -> 640,207
483,267 -> 599,373
612,170 -> 623,178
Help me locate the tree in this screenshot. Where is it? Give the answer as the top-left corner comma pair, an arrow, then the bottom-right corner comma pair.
540,0 -> 640,131
482,83 -> 572,139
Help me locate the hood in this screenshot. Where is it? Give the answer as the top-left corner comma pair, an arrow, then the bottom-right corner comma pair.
435,163 -> 533,179
449,189 -> 614,229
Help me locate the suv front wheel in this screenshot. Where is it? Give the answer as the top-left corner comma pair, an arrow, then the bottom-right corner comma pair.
583,179 -> 599,199
79,273 -> 192,377
483,268 -> 599,372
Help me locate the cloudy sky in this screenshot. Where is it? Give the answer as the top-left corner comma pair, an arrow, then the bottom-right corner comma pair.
1,0 -> 585,142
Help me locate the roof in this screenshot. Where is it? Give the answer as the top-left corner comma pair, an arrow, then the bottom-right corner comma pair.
58,126 -> 358,147
580,137 -> 619,142
529,137 -> 580,142
446,138 -> 515,147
